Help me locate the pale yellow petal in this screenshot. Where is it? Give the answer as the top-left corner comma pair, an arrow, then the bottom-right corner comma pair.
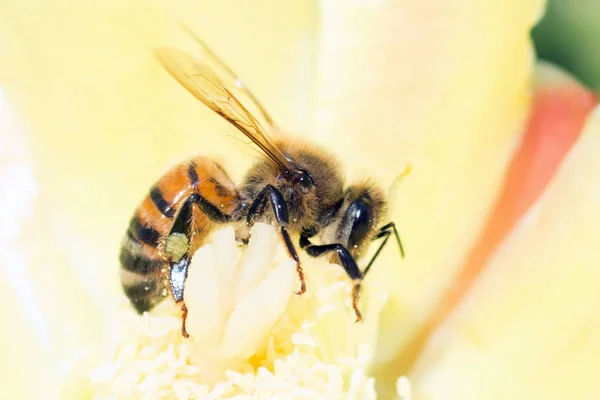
60,225 -> 386,398
0,1 -> 315,398
410,105 -> 600,399
314,0 -> 545,389
236,222 -> 279,301
217,257 -> 296,359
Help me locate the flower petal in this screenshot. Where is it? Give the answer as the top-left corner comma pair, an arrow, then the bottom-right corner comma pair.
409,104 -> 600,399
414,62 -> 597,373
61,225 -> 387,398
218,256 -> 296,359
461,61 -> 597,278
0,1 -> 316,397
236,222 -> 279,301
314,0 -> 546,391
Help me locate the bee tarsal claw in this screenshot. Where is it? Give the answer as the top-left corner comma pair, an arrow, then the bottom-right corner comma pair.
180,302 -> 190,339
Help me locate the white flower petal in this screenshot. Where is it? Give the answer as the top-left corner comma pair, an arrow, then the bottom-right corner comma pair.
236,222 -> 279,302
63,224 -> 394,398
219,257 -> 296,359
213,226 -> 240,316
185,244 -> 224,348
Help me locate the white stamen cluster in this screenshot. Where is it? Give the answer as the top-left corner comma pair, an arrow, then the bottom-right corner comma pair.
61,224 -> 408,399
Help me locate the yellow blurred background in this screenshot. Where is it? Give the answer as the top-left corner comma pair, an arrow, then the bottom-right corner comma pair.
0,1 -> 318,397
3,0 -> 600,399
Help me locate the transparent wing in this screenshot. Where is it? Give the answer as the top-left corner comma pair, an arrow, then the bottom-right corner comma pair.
154,46 -> 291,170
178,24 -> 276,128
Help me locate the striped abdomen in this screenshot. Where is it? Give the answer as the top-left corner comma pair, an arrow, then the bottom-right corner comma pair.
120,156 -> 242,313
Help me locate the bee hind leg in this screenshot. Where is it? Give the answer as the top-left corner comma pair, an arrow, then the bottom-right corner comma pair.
165,195 -> 198,338
169,255 -> 191,338
299,236 -> 364,322
166,193 -> 238,338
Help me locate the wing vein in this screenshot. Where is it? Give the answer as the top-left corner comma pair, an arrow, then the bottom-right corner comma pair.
154,45 -> 291,171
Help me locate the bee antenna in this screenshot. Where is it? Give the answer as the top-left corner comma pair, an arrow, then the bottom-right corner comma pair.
387,163 -> 412,216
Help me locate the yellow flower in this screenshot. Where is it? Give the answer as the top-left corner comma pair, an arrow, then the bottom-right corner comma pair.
62,224 -> 389,399
1,0 -> 599,399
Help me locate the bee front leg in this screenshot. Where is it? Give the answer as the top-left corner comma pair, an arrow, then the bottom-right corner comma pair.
247,185 -> 306,295
362,221 -> 404,277
299,236 -> 364,322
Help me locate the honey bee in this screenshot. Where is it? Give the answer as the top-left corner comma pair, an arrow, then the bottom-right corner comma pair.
120,28 -> 404,337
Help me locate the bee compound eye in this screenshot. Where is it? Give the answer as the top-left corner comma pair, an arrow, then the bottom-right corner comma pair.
298,170 -> 315,189
277,170 -> 292,181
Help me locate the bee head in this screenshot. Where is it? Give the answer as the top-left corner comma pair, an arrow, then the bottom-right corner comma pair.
241,138 -> 344,231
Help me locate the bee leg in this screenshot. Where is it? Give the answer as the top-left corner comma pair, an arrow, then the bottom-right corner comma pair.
299,236 -> 364,322
169,255 -> 190,337
167,193 -> 238,338
362,221 -> 404,277
166,197 -> 196,338
247,185 -> 305,295
379,222 -> 405,258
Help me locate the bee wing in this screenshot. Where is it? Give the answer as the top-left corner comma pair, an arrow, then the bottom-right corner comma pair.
178,24 -> 276,128
154,46 -> 291,170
